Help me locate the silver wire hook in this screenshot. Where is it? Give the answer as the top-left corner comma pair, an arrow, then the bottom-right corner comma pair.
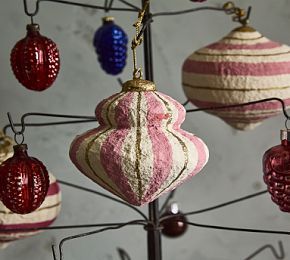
23,0 -> 39,23
7,113 -> 25,145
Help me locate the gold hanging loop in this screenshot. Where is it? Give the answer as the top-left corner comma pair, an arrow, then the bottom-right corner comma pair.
131,0 -> 150,79
222,1 -> 250,26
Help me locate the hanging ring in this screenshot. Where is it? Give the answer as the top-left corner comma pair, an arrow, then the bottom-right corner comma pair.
14,133 -> 25,145
133,68 -> 143,79
7,112 -> 25,145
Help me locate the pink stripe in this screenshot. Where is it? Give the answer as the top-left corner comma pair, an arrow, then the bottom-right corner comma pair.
0,219 -> 56,232
183,60 -> 290,76
46,181 -> 60,196
100,93 -> 139,205
69,126 -> 122,197
206,41 -> 281,50
142,92 -> 173,203
164,94 -> 208,178
189,98 -> 290,112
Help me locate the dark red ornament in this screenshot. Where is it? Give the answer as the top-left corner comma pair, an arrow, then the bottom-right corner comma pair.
160,203 -> 188,238
0,144 -> 49,214
263,130 -> 290,212
10,24 -> 60,91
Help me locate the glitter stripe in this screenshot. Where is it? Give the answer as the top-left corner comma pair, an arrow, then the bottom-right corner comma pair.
134,92 -> 143,201
154,92 -> 189,196
85,93 -> 126,199
183,83 -> 290,92
195,50 -> 290,57
0,202 -> 61,214
223,36 -> 264,41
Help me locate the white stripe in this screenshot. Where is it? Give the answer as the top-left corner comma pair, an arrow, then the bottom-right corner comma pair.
182,73 -> 290,90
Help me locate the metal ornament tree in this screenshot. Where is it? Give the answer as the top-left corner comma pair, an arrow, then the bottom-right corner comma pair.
2,1 -> 290,260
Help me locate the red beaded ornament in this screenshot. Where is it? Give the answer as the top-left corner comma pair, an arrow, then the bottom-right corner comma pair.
263,130 -> 290,212
10,24 -> 60,91
0,144 -> 50,214
160,203 -> 188,238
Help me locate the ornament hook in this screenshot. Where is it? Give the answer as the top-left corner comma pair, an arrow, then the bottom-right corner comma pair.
7,113 -> 25,145
23,0 -> 39,24
223,1 -> 252,26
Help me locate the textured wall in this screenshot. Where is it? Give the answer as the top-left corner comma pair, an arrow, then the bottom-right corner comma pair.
1,0 -> 290,259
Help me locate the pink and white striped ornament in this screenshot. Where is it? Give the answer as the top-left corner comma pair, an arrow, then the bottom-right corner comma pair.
70,79 -> 209,206
182,26 -> 290,130
0,173 -> 61,249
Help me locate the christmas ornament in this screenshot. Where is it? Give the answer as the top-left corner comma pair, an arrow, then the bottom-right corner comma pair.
0,173 -> 61,249
263,129 -> 290,212
0,131 -> 14,164
93,16 -> 128,75
10,24 -> 60,91
0,144 -> 50,214
182,25 -> 290,130
161,202 -> 188,238
70,79 -> 209,206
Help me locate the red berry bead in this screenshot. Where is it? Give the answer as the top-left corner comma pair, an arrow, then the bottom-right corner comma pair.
10,24 -> 60,91
160,203 -> 188,238
263,130 -> 290,212
0,144 -> 50,214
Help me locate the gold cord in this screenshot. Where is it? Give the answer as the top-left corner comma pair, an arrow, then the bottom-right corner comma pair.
223,1 -> 248,25
131,0 -> 150,79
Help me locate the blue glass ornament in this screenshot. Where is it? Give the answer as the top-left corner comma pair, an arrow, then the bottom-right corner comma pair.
93,17 -> 128,75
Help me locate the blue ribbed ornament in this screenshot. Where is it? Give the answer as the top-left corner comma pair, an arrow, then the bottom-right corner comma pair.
93,16 -> 128,75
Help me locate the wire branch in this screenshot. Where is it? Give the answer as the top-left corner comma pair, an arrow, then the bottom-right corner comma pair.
58,180 -> 148,220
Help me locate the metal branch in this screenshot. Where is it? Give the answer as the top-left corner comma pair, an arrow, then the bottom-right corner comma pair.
186,97 -> 290,120
244,241 -> 285,260
58,180 -> 148,220
186,221 -> 290,236
57,220 -> 147,260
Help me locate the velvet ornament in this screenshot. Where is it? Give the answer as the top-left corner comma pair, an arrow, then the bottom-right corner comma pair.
182,25 -> 290,130
0,173 -> 61,249
70,79 -> 209,206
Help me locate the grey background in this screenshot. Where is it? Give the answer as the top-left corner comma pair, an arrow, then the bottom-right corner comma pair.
1,0 -> 290,259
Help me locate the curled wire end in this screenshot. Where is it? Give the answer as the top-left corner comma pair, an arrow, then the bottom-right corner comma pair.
117,248 -> 131,260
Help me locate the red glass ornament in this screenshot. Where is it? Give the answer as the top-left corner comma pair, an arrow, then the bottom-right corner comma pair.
10,24 -> 60,91
263,130 -> 290,212
0,144 -> 49,214
160,203 -> 188,238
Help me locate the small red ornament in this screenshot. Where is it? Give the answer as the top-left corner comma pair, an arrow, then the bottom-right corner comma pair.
263,130 -> 290,212
160,203 -> 188,238
10,24 -> 60,91
0,144 -> 49,214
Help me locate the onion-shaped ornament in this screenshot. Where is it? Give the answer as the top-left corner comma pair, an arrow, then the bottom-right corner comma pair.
93,17 -> 128,75
70,79 -> 209,206
161,202 -> 188,238
0,173 -> 61,249
10,24 -> 60,91
263,129 -> 290,212
0,144 -> 50,214
182,25 -> 290,130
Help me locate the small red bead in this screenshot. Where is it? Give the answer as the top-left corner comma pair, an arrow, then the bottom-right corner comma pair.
263,138 -> 290,212
0,144 -> 49,214
161,204 -> 188,238
10,24 -> 60,91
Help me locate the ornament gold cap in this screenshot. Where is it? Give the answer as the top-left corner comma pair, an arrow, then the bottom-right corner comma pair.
26,23 -> 40,32
102,16 -> 115,23
122,79 -> 156,92
233,25 -> 256,32
280,129 -> 290,141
